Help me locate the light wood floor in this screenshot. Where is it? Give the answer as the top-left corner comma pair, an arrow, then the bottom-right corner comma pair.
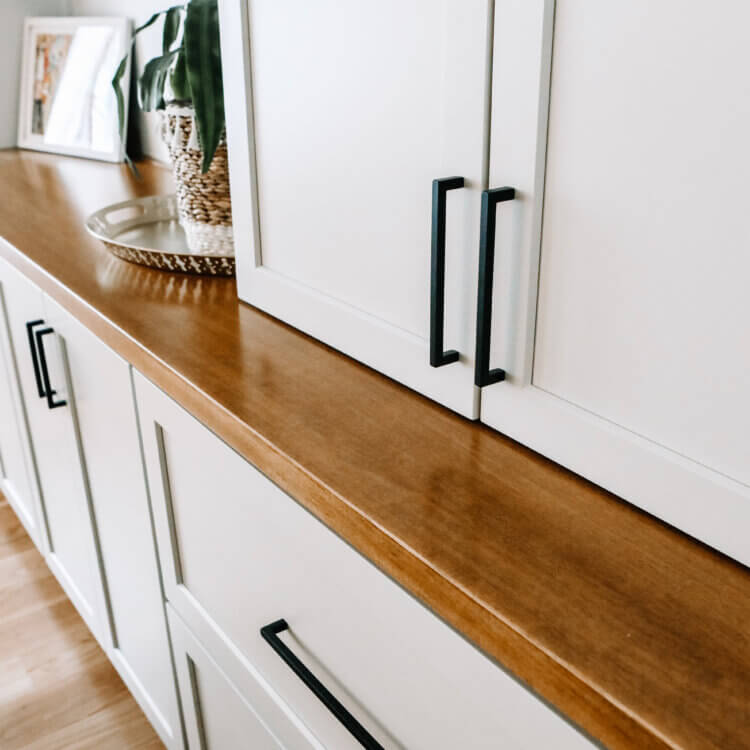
0,495 -> 164,749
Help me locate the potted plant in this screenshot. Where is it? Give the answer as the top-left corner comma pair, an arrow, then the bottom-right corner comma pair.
113,0 -> 232,254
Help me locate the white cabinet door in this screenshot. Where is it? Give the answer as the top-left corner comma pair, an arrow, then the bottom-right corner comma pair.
44,297 -> 183,750
167,605 -> 312,750
220,0 -> 493,417
0,273 -> 44,549
482,0 -> 749,565
0,255 -> 109,641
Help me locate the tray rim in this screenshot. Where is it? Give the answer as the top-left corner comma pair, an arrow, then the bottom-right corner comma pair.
84,194 -> 235,260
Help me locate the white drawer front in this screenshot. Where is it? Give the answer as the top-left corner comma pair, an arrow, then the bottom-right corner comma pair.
135,372 -> 592,750
167,603 -> 312,750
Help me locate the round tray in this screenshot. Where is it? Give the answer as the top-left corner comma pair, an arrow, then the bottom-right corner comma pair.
85,195 -> 235,277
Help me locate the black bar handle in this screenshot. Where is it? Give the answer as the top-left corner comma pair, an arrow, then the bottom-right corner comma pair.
34,328 -> 67,410
260,619 -> 384,750
25,320 -> 46,398
474,186 -> 516,387
430,176 -> 464,368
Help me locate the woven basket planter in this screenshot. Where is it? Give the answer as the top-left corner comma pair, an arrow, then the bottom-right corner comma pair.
160,104 -> 233,255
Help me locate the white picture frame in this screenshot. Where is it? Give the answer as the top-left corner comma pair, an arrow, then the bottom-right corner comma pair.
17,16 -> 132,163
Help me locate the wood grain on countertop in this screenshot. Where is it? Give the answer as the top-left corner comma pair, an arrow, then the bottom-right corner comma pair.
0,150 -> 747,750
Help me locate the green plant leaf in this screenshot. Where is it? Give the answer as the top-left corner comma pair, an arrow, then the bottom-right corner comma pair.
111,54 -> 129,147
184,0 -> 224,172
111,5 -> 186,170
112,8 -> 167,134
138,48 -> 181,111
162,6 -> 182,53
135,10 -> 165,35
111,52 -> 140,178
170,48 -> 191,103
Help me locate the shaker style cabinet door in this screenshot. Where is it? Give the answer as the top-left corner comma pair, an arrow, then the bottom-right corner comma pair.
44,297 -> 184,750
167,605 -> 308,750
481,0 -> 749,565
0,256 -> 109,640
0,261 -> 44,550
220,0 -> 494,417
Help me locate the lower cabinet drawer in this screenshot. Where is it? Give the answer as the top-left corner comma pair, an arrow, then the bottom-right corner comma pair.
167,603 -> 314,749
135,372 -> 592,750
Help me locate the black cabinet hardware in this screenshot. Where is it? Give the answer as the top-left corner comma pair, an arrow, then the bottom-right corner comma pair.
34,327 -> 67,409
260,619 -> 384,750
474,186 -> 516,387
430,176 -> 465,367
25,320 -> 46,398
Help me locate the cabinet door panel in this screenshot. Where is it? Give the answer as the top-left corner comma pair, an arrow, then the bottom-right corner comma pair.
534,1 -> 750,483
0,255 -> 108,639
483,0 -> 749,565
222,0 -> 492,416
167,605 -> 310,750
45,296 -> 183,749
0,279 -> 42,548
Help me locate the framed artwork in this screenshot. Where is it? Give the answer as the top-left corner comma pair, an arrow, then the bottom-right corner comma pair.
17,17 -> 132,162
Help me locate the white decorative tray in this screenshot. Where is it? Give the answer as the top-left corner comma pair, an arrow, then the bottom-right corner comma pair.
85,195 -> 235,277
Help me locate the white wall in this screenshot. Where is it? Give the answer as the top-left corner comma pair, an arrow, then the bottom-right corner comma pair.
69,0 -> 169,161
0,1 -> 67,148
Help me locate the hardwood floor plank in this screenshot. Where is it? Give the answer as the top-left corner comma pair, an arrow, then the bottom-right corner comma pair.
0,499 -> 33,558
0,497 -> 163,749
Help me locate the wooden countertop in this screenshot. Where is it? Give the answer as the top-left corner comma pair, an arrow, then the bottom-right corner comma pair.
0,150 -> 747,750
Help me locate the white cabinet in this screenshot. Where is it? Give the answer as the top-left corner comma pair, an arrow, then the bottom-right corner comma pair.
135,371 -> 592,750
0,255 -> 110,641
482,0 -> 749,566
167,604 -> 311,750
221,0 -> 493,417
0,254 -> 182,748
0,272 -> 44,550
223,1 -> 749,565
44,297 -> 184,750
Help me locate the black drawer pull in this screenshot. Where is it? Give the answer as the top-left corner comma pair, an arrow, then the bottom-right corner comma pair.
430,176 -> 464,367
34,328 -> 67,410
474,186 -> 516,387
260,619 -> 384,750
25,320 -> 46,398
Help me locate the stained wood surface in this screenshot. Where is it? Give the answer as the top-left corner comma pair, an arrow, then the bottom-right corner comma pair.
0,149 -> 747,749
0,495 -> 162,749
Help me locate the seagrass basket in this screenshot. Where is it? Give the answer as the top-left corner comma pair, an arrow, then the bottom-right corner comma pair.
160,104 -> 234,255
